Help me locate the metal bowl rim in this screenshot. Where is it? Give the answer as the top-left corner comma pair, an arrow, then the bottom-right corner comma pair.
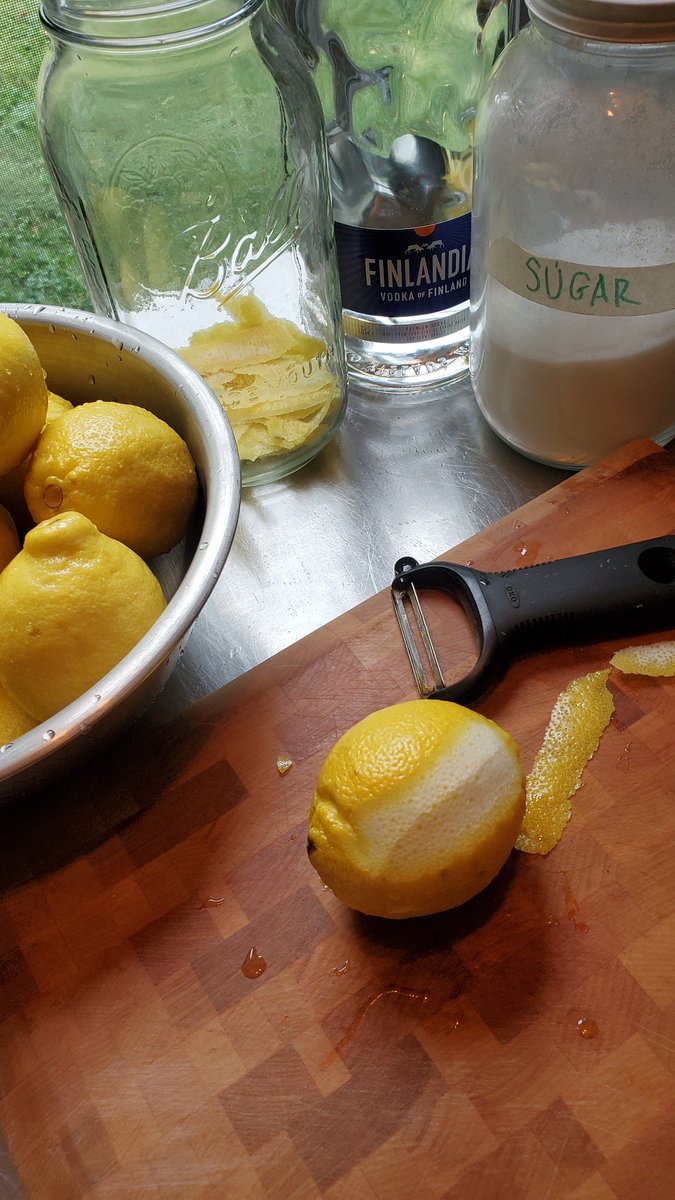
0,303 -> 241,788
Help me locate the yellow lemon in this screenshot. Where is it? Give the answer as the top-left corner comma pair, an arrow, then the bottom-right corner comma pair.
24,400 -> 198,559
0,682 -> 35,745
0,313 -> 49,475
0,504 -> 20,573
0,510 -> 167,722
45,391 -> 73,422
308,700 -> 525,919
0,390 -> 74,534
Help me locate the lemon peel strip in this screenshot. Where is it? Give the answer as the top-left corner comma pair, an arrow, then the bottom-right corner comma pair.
516,669 -> 614,856
611,640 -> 675,677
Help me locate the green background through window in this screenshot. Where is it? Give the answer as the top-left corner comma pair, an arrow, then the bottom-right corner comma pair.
0,1 -> 89,307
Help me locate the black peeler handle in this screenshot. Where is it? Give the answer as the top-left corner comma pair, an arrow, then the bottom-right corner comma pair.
392,536 -> 675,704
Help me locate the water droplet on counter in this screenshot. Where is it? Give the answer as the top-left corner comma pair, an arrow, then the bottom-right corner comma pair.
514,537 -> 544,560
48,323 -> 56,333
241,946 -> 267,979
71,332 -> 78,341
42,729 -> 55,741
617,741 -> 632,768
199,895 -> 226,910
276,757 -> 293,775
576,1016 -> 599,1040
89,374 -> 96,385
330,960 -> 351,977
198,541 -> 209,551
334,985 -> 430,1055
0,742 -> 14,753
561,871 -> 589,933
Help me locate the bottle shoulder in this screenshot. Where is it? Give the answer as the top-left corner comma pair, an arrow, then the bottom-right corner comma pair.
477,20 -> 675,148
482,19 -> 675,101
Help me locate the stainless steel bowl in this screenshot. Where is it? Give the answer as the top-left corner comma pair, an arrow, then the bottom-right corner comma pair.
0,304 -> 241,800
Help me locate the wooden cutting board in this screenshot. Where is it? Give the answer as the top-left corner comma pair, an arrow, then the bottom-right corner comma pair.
2,438 -> 675,1199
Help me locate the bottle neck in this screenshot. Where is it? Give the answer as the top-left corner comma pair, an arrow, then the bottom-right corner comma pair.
39,0 -> 263,47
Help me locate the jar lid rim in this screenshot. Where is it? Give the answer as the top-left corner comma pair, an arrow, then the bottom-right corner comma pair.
39,0 -> 264,45
527,0 -> 675,42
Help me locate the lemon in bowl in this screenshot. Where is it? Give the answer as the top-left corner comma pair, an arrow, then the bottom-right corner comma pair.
0,512 -> 167,724
24,400 -> 198,560
0,311 -> 48,476
0,304 -> 240,799
0,391 -> 73,536
308,699 -> 525,919
0,504 -> 20,573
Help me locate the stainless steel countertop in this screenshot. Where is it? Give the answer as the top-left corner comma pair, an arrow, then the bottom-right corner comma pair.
150,373 -> 566,722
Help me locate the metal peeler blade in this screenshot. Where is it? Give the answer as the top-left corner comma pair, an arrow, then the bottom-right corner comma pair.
391,574 -> 446,697
391,539 -> 675,705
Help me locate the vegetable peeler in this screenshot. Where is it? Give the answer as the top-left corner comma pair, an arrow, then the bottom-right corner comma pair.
391,537 -> 675,704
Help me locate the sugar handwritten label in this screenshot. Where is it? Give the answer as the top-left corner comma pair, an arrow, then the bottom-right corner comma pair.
487,238 -> 675,317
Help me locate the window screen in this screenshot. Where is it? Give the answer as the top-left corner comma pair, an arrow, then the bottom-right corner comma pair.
0,1 -> 89,307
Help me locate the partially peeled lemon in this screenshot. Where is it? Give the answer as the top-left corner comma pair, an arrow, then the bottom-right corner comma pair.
308,699 -> 525,919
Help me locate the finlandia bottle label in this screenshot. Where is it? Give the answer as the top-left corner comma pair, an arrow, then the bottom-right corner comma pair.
336,214 -> 471,327
337,209 -> 473,385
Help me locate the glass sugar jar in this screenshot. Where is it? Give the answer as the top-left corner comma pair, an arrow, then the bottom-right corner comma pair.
36,0 -> 348,486
470,0 -> 675,469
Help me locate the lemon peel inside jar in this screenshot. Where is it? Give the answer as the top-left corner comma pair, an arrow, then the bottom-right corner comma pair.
180,294 -> 342,464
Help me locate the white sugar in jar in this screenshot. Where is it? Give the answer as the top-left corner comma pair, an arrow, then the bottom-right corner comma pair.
470,0 -> 675,470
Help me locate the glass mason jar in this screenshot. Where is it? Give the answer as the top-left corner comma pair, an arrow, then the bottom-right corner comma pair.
470,0 -> 675,470
272,0 -> 522,391
37,0 -> 348,486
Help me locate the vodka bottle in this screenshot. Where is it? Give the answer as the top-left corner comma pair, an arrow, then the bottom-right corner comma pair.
274,0 -> 520,389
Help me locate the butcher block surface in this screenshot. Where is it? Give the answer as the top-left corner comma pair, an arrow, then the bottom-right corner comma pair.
3,438 -> 675,1199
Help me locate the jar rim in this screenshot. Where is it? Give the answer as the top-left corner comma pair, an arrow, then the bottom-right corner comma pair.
526,0 -> 675,42
39,0 -> 264,47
